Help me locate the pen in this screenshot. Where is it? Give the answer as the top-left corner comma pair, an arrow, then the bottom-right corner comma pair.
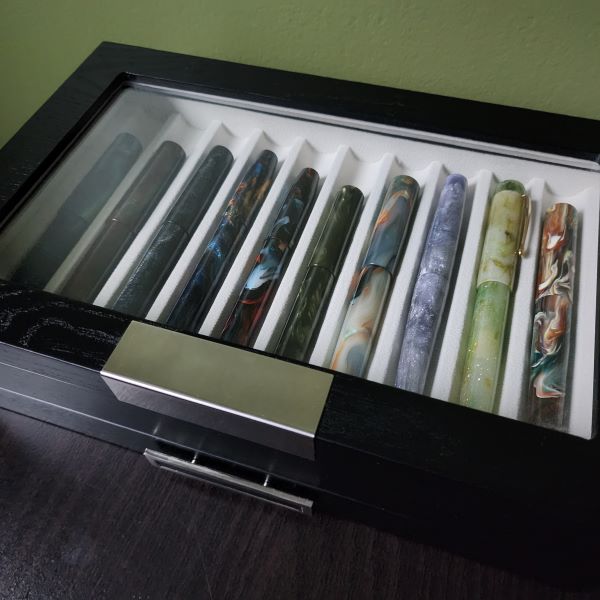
112,145 -> 233,317
60,140 -> 186,303
167,149 -> 278,333
221,167 -> 319,346
459,179 -> 530,411
528,203 -> 577,429
330,175 -> 419,377
396,173 -> 467,394
275,185 -> 364,362
11,132 -> 143,289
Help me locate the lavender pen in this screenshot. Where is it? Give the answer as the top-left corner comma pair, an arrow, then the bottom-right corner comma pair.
395,174 -> 467,393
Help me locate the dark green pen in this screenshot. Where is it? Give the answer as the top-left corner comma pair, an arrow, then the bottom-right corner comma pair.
275,185 -> 363,362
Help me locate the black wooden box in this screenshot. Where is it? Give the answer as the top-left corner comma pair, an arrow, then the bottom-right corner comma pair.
1,42 -> 600,583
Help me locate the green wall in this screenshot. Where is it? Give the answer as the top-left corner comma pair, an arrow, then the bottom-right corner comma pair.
1,0 -> 599,147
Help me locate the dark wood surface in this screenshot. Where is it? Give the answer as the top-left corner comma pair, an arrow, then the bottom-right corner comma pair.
1,408 -> 599,600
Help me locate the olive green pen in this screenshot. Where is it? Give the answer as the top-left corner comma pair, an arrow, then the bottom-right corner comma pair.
458,179 -> 530,412
275,185 -> 364,362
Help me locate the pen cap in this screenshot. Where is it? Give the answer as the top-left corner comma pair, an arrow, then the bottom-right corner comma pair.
536,203 -> 577,298
310,185 -> 364,275
363,175 -> 419,274
167,145 -> 233,234
111,141 -> 186,230
270,168 -> 319,249
72,132 -> 143,224
477,179 -> 529,290
224,149 -> 278,227
420,173 -> 467,277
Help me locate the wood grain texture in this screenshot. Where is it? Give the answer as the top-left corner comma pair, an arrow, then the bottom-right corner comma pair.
317,375 -> 600,529
0,282 -> 129,370
1,408 -> 599,600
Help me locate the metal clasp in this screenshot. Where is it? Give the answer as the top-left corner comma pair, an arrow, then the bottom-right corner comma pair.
144,449 -> 313,515
518,193 -> 532,256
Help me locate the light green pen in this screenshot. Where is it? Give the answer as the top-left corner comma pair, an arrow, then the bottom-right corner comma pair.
459,180 -> 530,412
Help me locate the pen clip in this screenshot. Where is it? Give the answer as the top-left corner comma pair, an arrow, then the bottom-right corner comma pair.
517,193 -> 531,256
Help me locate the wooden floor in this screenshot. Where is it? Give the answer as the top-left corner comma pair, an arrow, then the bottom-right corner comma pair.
1,408 -> 599,600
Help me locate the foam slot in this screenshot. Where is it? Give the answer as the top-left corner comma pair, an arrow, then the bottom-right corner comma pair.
198,136 -> 306,335
497,182 -> 599,439
251,146 -> 368,352
307,153 -> 402,366
44,113 -> 194,293
496,178 -> 545,422
147,131 -> 291,323
202,139 -> 338,339
93,120 -> 242,307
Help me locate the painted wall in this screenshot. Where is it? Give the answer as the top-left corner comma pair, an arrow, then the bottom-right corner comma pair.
1,0 -> 599,147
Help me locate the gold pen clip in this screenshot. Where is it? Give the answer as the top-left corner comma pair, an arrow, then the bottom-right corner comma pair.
517,193 -> 531,256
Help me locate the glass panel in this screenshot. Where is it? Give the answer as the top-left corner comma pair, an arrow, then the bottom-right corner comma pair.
0,84 -> 598,439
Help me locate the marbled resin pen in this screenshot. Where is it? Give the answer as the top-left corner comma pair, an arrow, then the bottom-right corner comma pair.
330,175 -> 420,377
275,185 -> 364,362
527,203 -> 577,430
167,150 -> 278,333
112,145 -> 234,318
221,167 -> 319,346
459,180 -> 530,412
396,173 -> 467,394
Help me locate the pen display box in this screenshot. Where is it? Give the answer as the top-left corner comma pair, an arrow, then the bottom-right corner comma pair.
1,43 -> 600,581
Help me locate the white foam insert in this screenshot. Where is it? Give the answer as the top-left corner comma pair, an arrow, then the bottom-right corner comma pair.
2,85 -> 599,439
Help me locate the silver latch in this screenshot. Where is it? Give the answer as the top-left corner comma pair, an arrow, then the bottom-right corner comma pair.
144,448 -> 313,515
